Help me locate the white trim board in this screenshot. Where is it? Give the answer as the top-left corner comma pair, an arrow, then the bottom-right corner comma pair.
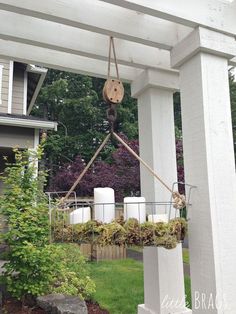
0,65 -> 3,105
23,71 -> 28,115
7,60 -> 13,114
34,128 -> 40,149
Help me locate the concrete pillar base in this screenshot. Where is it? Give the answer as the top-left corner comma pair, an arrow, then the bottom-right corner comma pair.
140,245 -> 189,314
138,304 -> 192,314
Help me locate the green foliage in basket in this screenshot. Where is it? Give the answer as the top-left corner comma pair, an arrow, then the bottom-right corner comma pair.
124,218 -> 142,246
140,222 -> 170,246
154,235 -> 178,249
169,218 -> 188,242
53,217 -> 187,250
97,222 -> 126,246
80,220 -> 102,243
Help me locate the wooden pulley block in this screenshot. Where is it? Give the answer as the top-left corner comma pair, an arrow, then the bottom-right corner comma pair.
103,79 -> 124,104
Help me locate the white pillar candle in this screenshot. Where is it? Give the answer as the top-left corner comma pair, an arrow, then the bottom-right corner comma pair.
148,214 -> 168,223
124,197 -> 146,223
69,207 -> 91,224
94,187 -> 115,223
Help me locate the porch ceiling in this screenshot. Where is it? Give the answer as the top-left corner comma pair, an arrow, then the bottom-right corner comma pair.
0,0 -> 235,80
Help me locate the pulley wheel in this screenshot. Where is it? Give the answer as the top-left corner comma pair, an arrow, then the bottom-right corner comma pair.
103,79 -> 124,104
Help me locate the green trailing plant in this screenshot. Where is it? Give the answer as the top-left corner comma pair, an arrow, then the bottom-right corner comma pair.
0,147 -> 95,301
52,217 -> 187,250
81,220 -> 102,244
97,222 -> 126,246
169,218 -> 188,242
124,218 -> 142,246
154,235 -> 178,250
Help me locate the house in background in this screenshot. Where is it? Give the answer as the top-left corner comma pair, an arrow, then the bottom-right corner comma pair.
0,59 -> 57,193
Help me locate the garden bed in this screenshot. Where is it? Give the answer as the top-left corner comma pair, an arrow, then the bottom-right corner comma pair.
3,297 -> 109,314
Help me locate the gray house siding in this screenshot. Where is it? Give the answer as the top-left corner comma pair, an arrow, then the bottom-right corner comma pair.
0,155 -> 4,194
0,59 -> 10,114
12,66 -> 24,115
0,125 -> 34,149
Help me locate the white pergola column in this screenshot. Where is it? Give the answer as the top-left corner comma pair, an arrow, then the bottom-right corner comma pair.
171,27 -> 236,313
131,68 -> 179,207
132,69 -> 191,314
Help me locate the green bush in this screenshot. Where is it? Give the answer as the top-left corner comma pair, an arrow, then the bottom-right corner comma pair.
52,244 -> 95,298
0,148 -> 95,301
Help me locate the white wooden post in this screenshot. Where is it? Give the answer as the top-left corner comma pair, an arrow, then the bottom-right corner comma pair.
131,69 -> 191,314
139,245 -> 191,314
171,27 -> 236,313
131,69 -> 179,207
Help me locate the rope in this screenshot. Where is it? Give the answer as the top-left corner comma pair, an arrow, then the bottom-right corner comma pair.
107,36 -> 120,80
112,132 -> 186,209
112,132 -> 173,193
59,133 -> 111,205
59,131 -> 185,209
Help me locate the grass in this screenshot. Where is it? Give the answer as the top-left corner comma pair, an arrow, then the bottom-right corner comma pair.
88,259 -> 143,314
88,259 -> 191,314
183,248 -> 189,264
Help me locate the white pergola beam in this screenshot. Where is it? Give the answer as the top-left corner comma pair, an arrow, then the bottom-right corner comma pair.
101,0 -> 236,37
171,27 -> 236,68
230,57 -> 236,67
0,39 -> 142,82
0,0 -> 192,50
0,10 -> 171,71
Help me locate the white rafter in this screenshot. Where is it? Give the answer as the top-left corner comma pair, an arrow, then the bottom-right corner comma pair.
0,0 -> 234,78
100,0 -> 236,36
0,0 -> 192,50
0,39 -> 142,82
0,10 -> 171,71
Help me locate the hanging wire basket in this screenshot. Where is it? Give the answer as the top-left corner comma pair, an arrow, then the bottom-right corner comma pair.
47,182 -> 195,251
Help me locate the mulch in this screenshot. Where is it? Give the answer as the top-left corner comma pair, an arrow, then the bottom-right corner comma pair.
3,297 -> 109,314
86,301 -> 109,314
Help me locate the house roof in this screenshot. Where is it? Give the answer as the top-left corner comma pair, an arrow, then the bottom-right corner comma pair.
0,113 -> 57,130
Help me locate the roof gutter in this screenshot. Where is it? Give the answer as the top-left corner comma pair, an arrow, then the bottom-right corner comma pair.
0,115 -> 57,131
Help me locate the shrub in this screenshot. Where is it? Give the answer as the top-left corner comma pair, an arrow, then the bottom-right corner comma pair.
51,244 -> 95,298
0,148 -> 95,301
4,243 -> 62,299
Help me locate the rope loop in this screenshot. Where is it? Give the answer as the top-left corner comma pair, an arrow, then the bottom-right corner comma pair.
107,36 -> 120,80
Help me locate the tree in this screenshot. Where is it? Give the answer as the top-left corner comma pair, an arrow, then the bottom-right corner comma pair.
33,70 -> 138,184
50,135 -> 140,201
50,134 -> 185,201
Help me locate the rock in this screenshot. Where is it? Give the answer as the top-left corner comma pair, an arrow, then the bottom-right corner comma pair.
37,294 -> 88,314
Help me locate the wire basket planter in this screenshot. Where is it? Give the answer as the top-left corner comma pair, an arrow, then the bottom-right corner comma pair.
47,183 -> 195,253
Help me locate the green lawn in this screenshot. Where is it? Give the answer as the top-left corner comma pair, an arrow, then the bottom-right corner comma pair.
88,259 -> 191,314
183,248 -> 189,264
